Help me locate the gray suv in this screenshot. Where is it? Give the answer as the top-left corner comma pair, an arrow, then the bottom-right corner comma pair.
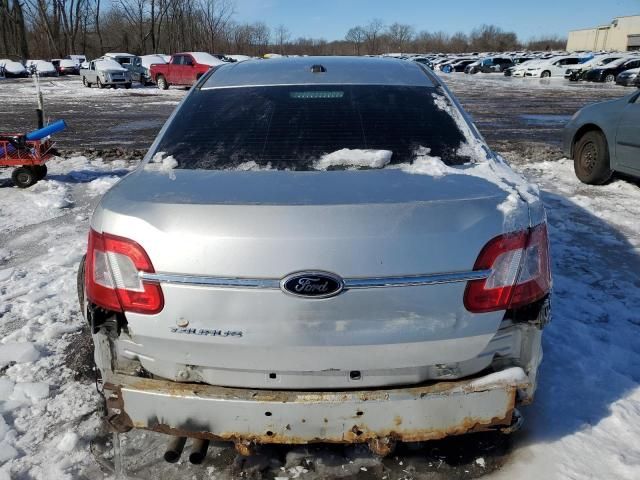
81,58 -> 132,89
80,57 -> 551,462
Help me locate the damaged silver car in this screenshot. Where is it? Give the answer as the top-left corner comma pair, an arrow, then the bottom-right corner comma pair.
79,56 -> 551,462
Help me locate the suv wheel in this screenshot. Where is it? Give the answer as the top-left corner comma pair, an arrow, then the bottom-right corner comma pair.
573,130 -> 612,184
97,78 -> 105,89
157,75 -> 169,90
82,76 -> 91,88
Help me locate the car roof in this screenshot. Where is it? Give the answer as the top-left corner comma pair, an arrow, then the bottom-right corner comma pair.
201,56 -> 436,89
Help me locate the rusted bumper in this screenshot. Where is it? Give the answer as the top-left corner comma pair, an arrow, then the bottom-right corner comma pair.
104,366 -> 532,446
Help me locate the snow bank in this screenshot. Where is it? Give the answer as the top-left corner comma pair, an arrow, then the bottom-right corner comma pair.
0,343 -> 40,368
56,432 -> 79,452
0,154 -> 134,477
314,148 -> 393,170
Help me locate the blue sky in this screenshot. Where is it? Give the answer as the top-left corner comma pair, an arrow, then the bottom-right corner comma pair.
233,0 -> 640,41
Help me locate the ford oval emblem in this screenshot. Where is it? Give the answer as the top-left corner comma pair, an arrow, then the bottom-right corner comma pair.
281,271 -> 344,299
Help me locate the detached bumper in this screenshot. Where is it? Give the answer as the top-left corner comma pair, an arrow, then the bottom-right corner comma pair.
104,366 -> 533,446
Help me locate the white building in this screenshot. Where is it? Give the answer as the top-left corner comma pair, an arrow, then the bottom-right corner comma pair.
567,15 -> 640,52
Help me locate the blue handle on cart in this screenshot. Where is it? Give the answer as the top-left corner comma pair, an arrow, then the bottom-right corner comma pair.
0,120 -> 66,157
25,119 -> 67,141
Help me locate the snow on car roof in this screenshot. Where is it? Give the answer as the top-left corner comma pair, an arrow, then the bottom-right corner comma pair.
94,59 -> 127,71
105,52 -> 135,58
202,56 -> 435,89
0,59 -> 26,72
186,52 -> 225,66
140,55 -> 167,69
59,59 -> 77,67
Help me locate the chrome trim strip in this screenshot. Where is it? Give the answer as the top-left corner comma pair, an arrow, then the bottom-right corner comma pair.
139,270 -> 491,290
344,270 -> 492,288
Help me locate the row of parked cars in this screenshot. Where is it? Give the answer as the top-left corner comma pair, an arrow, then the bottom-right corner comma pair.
79,52 -> 255,89
0,55 -> 87,78
404,51 -> 640,86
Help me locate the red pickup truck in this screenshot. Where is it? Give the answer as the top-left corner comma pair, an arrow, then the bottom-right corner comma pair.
150,52 -> 225,89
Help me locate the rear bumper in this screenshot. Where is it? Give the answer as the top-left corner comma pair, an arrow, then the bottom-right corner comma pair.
103,363 -> 536,446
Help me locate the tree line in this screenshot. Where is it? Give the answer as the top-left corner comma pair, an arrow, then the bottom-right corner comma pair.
0,1 -> 567,61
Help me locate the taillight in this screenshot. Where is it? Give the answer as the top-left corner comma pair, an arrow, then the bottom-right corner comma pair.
85,229 -> 164,314
464,223 -> 551,313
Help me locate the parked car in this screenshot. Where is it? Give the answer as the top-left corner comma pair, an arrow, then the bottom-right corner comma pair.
0,59 -> 27,78
584,56 -> 640,83
26,60 -> 58,77
503,57 -> 535,76
410,57 -> 433,69
616,67 -> 640,86
80,58 -> 132,88
442,58 -> 476,73
58,59 -> 80,75
522,56 -> 583,78
150,52 -> 224,89
126,54 -> 166,85
564,89 -> 640,184
79,56 -> 551,460
104,52 -> 136,66
565,54 -> 624,81
465,56 -> 514,74
66,54 -> 87,65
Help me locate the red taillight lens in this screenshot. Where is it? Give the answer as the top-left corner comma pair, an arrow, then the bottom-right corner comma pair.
464,224 -> 551,313
85,229 -> 164,314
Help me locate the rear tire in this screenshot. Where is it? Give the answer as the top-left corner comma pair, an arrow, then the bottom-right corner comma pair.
82,76 -> 91,88
573,130 -> 612,185
541,71 -> 551,78
124,82 -> 132,89
604,73 -> 615,83
11,167 -> 37,188
157,75 -> 169,90
97,78 -> 104,89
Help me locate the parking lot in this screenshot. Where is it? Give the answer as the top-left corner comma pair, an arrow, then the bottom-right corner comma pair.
0,73 -> 630,154
1,72 -> 640,479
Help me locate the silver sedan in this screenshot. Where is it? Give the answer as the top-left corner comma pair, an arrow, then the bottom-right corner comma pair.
80,56 -> 550,460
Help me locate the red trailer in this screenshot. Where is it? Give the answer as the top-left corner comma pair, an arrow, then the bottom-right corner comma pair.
0,134 -> 56,188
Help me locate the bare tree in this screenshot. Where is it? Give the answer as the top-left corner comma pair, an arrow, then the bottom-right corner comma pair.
200,0 -> 234,53
386,22 -> 414,52
274,23 -> 289,55
363,18 -> 384,54
345,25 -> 364,55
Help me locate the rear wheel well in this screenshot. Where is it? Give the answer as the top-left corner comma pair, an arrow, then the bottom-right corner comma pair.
572,124 -> 604,158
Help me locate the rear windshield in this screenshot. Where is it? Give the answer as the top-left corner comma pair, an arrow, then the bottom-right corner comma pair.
155,84 -> 472,170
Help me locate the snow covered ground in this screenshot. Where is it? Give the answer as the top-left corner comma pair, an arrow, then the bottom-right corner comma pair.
1,153 -> 639,479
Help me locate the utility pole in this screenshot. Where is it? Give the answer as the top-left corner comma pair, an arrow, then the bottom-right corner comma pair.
33,73 -> 44,128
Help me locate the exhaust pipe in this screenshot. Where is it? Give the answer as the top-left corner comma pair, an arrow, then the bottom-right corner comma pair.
189,439 -> 210,464
164,436 -> 187,463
